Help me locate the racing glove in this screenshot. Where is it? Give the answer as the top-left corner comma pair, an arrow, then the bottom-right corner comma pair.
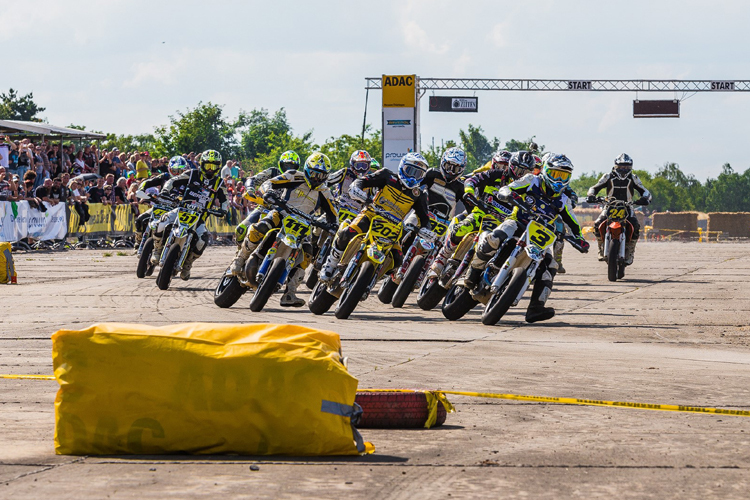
263,190 -> 281,204
463,193 -> 480,211
572,237 -> 590,253
635,197 -> 650,206
586,195 -> 597,204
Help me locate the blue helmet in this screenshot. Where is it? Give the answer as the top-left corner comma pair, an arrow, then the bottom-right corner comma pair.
168,156 -> 188,175
541,154 -> 574,195
440,147 -> 467,183
398,152 -> 429,189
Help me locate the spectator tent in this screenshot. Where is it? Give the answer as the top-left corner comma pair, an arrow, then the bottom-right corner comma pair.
0,119 -> 105,150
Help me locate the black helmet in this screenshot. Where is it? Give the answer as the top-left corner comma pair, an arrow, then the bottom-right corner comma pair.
508,151 -> 535,179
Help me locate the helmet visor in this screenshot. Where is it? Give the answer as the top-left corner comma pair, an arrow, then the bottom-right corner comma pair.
546,168 -> 571,183
352,161 -> 371,173
307,168 -> 328,185
402,162 -> 427,181
442,161 -> 464,176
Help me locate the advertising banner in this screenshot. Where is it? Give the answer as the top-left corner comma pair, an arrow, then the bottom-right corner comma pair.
0,201 -> 66,242
0,201 -> 29,242
382,75 -> 416,108
382,75 -> 418,172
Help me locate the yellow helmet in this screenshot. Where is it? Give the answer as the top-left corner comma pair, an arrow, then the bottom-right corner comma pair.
303,152 -> 331,189
199,150 -> 222,179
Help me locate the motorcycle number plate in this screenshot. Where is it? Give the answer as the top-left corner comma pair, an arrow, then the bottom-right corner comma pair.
339,209 -> 357,223
282,215 -> 310,238
153,208 -> 168,217
527,220 -> 556,250
178,211 -> 199,226
370,218 -> 401,241
429,218 -> 448,237
607,207 -> 627,219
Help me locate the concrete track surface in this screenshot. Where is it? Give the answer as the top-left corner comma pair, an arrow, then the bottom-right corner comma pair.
2,241 -> 750,499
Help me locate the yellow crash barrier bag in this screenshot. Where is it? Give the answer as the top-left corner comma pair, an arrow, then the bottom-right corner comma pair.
0,242 -> 16,284
52,322 -> 373,456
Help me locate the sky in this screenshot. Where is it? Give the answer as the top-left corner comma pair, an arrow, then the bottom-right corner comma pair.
3,0 -> 749,180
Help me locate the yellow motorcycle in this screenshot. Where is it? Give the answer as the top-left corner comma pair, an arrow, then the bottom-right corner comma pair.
308,206 -> 403,319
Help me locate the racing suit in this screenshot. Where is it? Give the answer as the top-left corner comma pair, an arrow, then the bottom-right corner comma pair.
135,173 -> 183,243
587,170 -> 651,263
234,166 -> 284,243
230,169 -> 337,306
320,168 -> 430,281
151,170 -> 228,280
471,174 -> 587,323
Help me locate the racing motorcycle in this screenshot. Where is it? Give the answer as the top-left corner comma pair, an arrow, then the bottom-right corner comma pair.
135,192 -> 178,279
304,200 -> 359,290
155,200 -> 225,291
417,200 -> 511,311
378,206 -> 449,308
596,197 -> 634,282
308,206 -> 403,319
214,198 -> 334,311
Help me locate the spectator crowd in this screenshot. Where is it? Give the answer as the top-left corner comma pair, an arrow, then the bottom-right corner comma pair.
0,136 -> 255,229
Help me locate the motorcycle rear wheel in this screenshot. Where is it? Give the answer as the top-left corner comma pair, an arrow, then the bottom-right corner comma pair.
377,276 -> 398,304
391,255 -> 425,308
441,284 -> 478,321
136,237 -> 154,279
417,276 -> 448,311
214,267 -> 247,308
335,261 -> 375,320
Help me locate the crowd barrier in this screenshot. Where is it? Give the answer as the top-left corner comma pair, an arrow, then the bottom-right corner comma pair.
1,201 -> 240,243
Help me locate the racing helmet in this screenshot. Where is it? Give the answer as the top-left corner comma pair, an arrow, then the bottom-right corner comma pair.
508,151 -> 536,180
541,154 -> 574,195
613,153 -> 633,179
532,154 -> 543,174
398,152 -> 429,189
199,150 -> 222,179
440,147 -> 467,183
168,156 -> 187,176
303,152 -> 331,189
278,150 -> 300,172
349,150 -> 373,177
370,158 -> 381,170
491,150 -> 512,171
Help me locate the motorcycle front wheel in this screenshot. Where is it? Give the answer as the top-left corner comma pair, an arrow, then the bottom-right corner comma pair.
391,255 -> 426,308
249,257 -> 286,312
156,244 -> 180,290
377,276 -> 398,304
481,267 -> 526,326
416,276 -> 448,311
335,261 -> 375,320
308,280 -> 337,315
607,239 -> 620,282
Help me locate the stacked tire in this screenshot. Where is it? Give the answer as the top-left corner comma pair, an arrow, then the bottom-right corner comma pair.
355,391 -> 447,428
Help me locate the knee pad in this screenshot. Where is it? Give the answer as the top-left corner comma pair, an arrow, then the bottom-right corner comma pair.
235,223 -> 248,242
334,226 -> 358,252
476,230 -> 503,262
193,232 -> 209,255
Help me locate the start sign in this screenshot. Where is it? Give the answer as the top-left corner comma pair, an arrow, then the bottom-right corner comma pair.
382,75 -> 416,107
710,81 -> 735,91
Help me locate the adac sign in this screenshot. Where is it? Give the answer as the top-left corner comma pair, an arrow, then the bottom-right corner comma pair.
382,74 -> 416,108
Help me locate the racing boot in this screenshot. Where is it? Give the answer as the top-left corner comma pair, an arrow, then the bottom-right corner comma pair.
554,240 -> 566,274
596,237 -> 605,261
464,265 -> 483,289
229,238 -> 257,276
280,267 -> 306,307
525,267 -> 556,323
180,251 -> 200,281
429,239 -> 455,277
150,232 -> 164,265
319,246 -> 343,282
624,240 -> 637,266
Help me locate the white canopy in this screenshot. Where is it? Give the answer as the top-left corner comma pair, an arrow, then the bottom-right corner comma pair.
0,120 -> 106,140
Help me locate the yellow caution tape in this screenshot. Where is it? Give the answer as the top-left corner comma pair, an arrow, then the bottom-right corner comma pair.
4,376 -> 748,418
0,374 -> 55,380
359,389 -> 750,418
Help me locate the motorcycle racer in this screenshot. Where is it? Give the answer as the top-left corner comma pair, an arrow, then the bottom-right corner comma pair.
319,152 -> 431,282
586,153 -> 651,264
429,150 -> 527,276
134,156 -> 188,245
229,152 -> 337,307
150,150 -> 228,280
469,154 -> 589,323
326,150 -> 378,210
235,150 -> 300,244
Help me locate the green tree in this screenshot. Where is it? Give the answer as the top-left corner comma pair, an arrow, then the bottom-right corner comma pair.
251,131 -> 317,173
570,171 -> 604,198
319,127 -> 382,171
421,140 -> 457,170
101,133 -> 158,155
458,124 -> 500,171
154,102 -> 240,158
704,164 -> 750,212
504,136 -> 544,153
655,162 -> 706,211
0,89 -> 45,121
238,108 -> 293,161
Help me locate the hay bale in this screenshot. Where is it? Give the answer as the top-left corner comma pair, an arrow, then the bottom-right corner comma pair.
572,208 -> 600,226
707,212 -> 750,238
651,212 -> 699,239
